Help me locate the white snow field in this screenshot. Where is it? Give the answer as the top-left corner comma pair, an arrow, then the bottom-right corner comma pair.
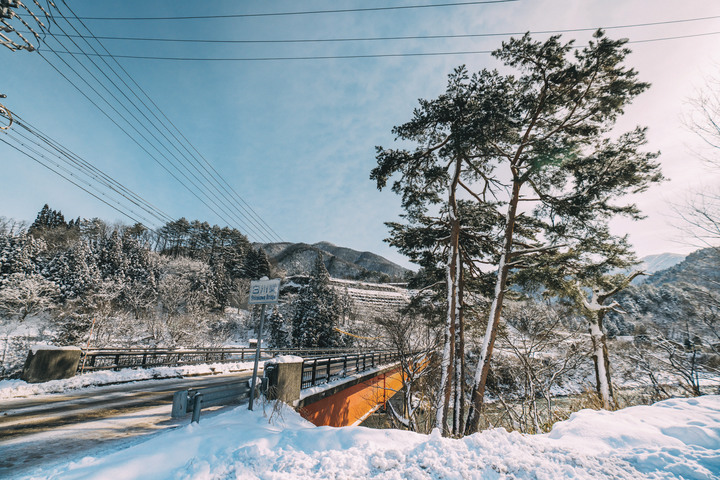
25,395 -> 720,480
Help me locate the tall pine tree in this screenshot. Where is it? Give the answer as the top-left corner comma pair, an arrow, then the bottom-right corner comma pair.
373,31 -> 664,434
291,254 -> 343,348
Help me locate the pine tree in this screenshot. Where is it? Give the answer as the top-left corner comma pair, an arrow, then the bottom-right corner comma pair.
291,254 -> 343,348
267,306 -> 290,348
28,204 -> 78,251
44,239 -> 100,301
243,247 -> 271,280
0,232 -> 45,276
373,31 -> 664,434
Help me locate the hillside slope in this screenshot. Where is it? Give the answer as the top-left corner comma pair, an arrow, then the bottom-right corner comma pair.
606,247 -> 719,338
638,253 -> 686,276
258,241 -> 410,282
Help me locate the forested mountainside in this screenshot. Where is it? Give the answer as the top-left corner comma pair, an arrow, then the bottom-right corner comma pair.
258,241 -> 410,282
0,206 -> 413,376
606,248 -> 720,340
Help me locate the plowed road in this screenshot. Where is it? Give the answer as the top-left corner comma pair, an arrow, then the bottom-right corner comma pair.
0,371 -> 253,476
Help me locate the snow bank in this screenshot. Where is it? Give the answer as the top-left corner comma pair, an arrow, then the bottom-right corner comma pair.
0,361 -> 255,399
30,344 -> 81,354
29,395 -> 720,479
265,355 -> 304,365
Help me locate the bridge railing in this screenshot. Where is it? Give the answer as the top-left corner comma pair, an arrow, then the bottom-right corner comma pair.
300,351 -> 400,389
78,347 -> 364,372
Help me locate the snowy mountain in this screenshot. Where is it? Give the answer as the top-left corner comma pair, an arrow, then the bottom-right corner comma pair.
606,247 -> 720,337
258,241 -> 410,282
638,253 -> 686,275
614,252 -> 685,284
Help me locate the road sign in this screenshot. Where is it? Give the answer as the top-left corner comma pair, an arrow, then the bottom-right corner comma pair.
248,278 -> 281,305
248,277 -> 280,410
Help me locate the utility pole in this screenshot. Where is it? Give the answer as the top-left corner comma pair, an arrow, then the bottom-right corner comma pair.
0,1 -> 17,19
0,0 -> 45,52
0,93 -> 12,130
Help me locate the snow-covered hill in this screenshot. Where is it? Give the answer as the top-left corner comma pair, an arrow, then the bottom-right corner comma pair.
606,247 -> 720,336
259,241 -> 411,282
638,253 -> 686,275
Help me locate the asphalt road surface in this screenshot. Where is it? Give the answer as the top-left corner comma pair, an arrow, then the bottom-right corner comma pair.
0,371 -> 253,476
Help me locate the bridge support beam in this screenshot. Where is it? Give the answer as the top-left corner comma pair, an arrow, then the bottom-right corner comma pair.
296,365 -> 404,427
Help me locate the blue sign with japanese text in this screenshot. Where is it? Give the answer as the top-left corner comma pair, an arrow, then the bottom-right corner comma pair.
248,278 -> 281,305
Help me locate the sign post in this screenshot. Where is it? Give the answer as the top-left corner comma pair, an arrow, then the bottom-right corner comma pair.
247,277 -> 280,411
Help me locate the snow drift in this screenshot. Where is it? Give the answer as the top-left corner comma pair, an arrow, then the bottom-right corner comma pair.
29,395 -> 720,480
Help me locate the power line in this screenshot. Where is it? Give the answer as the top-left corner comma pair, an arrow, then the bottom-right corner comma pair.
0,134 -> 162,234
55,0 -> 284,243
27,4 -> 283,243
1,1 -> 286,243
23,13 -> 720,45
40,17 -> 272,242
52,49 -> 493,61
35,48 -> 256,238
1,110 -> 175,226
7,112 -> 176,225
47,30 -> 720,61
57,1 -> 285,243
70,1 -> 519,21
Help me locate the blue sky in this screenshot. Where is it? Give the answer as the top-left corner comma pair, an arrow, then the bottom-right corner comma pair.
1,0 -> 719,268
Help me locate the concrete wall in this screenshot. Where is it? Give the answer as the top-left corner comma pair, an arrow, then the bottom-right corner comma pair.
265,361 -> 303,403
21,348 -> 81,383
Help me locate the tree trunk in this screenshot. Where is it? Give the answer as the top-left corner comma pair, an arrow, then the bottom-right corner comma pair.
452,265 -> 465,436
435,158 -> 463,434
589,312 -> 614,409
465,175 -> 522,434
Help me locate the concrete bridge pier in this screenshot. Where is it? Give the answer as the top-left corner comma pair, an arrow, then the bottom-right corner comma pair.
264,358 -> 303,404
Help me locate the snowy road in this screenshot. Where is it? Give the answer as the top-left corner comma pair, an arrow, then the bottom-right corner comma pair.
0,371 -> 253,476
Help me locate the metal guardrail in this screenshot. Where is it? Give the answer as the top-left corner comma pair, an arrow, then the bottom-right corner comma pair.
301,351 -> 401,389
78,347 -> 366,372
171,378 -> 271,423
171,350 -> 402,423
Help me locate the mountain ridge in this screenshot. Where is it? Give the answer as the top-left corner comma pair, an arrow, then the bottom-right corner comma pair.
256,241 -> 410,282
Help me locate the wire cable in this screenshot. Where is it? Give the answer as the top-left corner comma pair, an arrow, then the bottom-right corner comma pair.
0,134 -> 163,234
2,1 -> 286,243
58,1 -> 285,243
69,1 -> 519,21
35,49 -> 258,238
35,30 -> 274,242
7,113 -> 175,225
42,1 -> 284,242
24,13 -> 720,45
48,29 -> 720,61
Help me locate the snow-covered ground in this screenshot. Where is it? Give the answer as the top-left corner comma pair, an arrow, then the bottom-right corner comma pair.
0,360 -> 256,399
20,395 -> 720,480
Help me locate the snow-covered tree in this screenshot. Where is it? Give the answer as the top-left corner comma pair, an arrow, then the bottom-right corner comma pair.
43,239 -> 100,301
267,306 -> 290,348
243,247 -> 272,280
291,254 -> 344,348
0,232 -> 46,276
374,31 -> 663,434
0,272 -> 56,320
28,204 -> 80,251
